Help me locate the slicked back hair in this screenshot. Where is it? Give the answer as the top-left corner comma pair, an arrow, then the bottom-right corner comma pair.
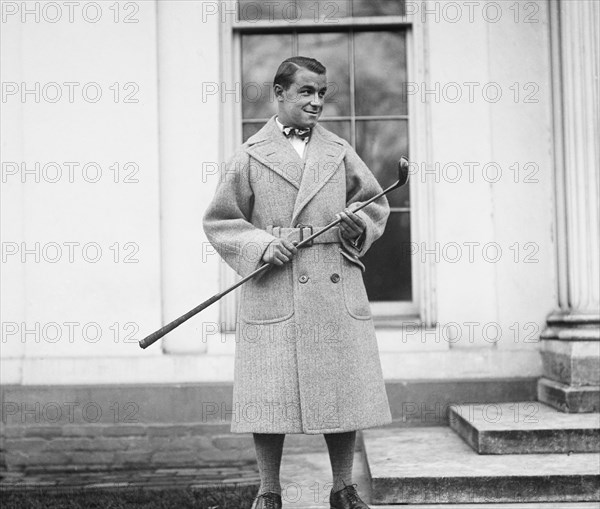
273,56 -> 326,90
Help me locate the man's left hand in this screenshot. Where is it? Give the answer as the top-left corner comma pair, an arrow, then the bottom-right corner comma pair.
336,207 -> 366,241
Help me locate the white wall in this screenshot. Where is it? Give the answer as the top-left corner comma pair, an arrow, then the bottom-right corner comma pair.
424,0 -> 555,355
1,1 -> 164,381
1,0 -> 554,384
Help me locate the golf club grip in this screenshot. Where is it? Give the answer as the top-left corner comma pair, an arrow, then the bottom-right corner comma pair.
138,263 -> 272,349
139,293 -> 222,349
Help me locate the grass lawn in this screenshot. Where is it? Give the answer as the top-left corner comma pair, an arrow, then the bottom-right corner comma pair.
0,484 -> 259,509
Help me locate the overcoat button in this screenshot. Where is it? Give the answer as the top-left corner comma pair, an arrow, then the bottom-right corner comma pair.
299,275 -> 309,284
330,273 -> 340,283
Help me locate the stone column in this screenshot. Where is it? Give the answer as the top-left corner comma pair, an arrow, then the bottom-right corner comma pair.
538,0 -> 600,412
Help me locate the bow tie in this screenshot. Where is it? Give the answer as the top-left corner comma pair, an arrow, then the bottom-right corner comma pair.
282,126 -> 311,141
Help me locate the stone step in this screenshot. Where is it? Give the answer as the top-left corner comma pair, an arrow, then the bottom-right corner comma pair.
363,427 -> 600,504
369,505 -> 600,509
449,401 -> 600,454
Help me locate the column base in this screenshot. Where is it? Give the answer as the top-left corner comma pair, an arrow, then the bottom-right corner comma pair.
538,312 -> 599,413
540,339 -> 600,386
537,377 -> 600,413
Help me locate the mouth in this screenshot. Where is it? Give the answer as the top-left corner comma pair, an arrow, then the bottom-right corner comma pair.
304,110 -> 320,117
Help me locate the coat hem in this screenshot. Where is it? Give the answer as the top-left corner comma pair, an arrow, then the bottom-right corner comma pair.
229,416 -> 393,435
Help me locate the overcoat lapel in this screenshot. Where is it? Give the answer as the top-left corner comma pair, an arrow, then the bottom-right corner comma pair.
245,117 -> 347,225
291,124 -> 346,225
245,117 -> 304,189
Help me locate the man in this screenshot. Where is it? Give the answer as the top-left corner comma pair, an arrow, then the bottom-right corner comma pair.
203,56 -> 392,509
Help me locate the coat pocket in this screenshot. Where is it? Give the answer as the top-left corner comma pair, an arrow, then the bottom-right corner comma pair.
339,249 -> 372,320
239,262 -> 294,324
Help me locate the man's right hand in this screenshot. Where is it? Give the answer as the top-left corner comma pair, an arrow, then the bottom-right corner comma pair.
262,239 -> 298,266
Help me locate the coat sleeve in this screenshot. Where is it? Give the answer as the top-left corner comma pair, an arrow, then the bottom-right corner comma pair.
202,149 -> 279,278
339,144 -> 391,258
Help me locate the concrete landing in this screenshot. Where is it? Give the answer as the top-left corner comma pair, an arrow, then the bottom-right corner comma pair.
449,401 -> 600,454
279,447 -> 600,508
279,447 -> 371,508
363,427 -> 600,504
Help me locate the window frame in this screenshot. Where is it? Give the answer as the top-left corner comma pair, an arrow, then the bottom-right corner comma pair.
219,0 -> 436,329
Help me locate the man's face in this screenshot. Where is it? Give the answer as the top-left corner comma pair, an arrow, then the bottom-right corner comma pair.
275,68 -> 327,129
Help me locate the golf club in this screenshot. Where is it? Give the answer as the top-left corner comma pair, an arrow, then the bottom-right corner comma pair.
139,156 -> 410,349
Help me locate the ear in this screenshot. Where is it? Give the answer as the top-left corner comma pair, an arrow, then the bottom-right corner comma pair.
273,84 -> 285,101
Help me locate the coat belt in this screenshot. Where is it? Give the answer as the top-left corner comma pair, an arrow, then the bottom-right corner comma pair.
266,225 -> 341,245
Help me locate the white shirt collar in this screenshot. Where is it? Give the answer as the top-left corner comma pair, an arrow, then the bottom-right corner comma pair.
275,116 -> 310,144
275,116 -> 285,131
275,117 -> 309,158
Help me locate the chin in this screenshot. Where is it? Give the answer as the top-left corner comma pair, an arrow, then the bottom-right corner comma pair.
303,116 -> 320,127
297,110 -> 319,125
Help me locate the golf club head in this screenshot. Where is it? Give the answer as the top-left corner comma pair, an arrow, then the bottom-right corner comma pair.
396,156 -> 410,188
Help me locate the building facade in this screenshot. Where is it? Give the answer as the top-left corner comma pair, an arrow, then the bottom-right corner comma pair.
1,0 -> 598,471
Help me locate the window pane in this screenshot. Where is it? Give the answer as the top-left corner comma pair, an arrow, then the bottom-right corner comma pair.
298,32 -> 351,117
242,34 -> 293,119
238,1 -> 408,21
319,120 -> 351,141
363,212 -> 412,301
356,120 -> 409,208
354,31 -> 408,116
238,0 -> 288,21
296,0 -> 351,19
352,0 -> 406,17
242,122 -> 264,142
238,1 -> 352,21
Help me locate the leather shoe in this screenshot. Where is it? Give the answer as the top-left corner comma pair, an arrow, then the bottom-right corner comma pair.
330,483 -> 370,509
250,491 -> 282,509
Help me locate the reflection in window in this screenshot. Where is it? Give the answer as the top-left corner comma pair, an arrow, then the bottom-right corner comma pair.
354,32 -> 408,116
242,34 -> 293,119
240,26 -> 411,302
237,0 -> 406,21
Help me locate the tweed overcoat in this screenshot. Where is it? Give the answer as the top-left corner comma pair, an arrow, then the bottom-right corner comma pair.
203,116 -> 393,434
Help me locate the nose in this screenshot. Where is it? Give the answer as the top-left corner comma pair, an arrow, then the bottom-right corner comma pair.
310,92 -> 323,107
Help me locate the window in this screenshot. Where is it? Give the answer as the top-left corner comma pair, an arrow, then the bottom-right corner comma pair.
238,0 -> 407,21
228,0 -> 416,320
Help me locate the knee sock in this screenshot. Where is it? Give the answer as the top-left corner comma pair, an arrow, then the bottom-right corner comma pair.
253,433 -> 285,495
324,431 -> 356,493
